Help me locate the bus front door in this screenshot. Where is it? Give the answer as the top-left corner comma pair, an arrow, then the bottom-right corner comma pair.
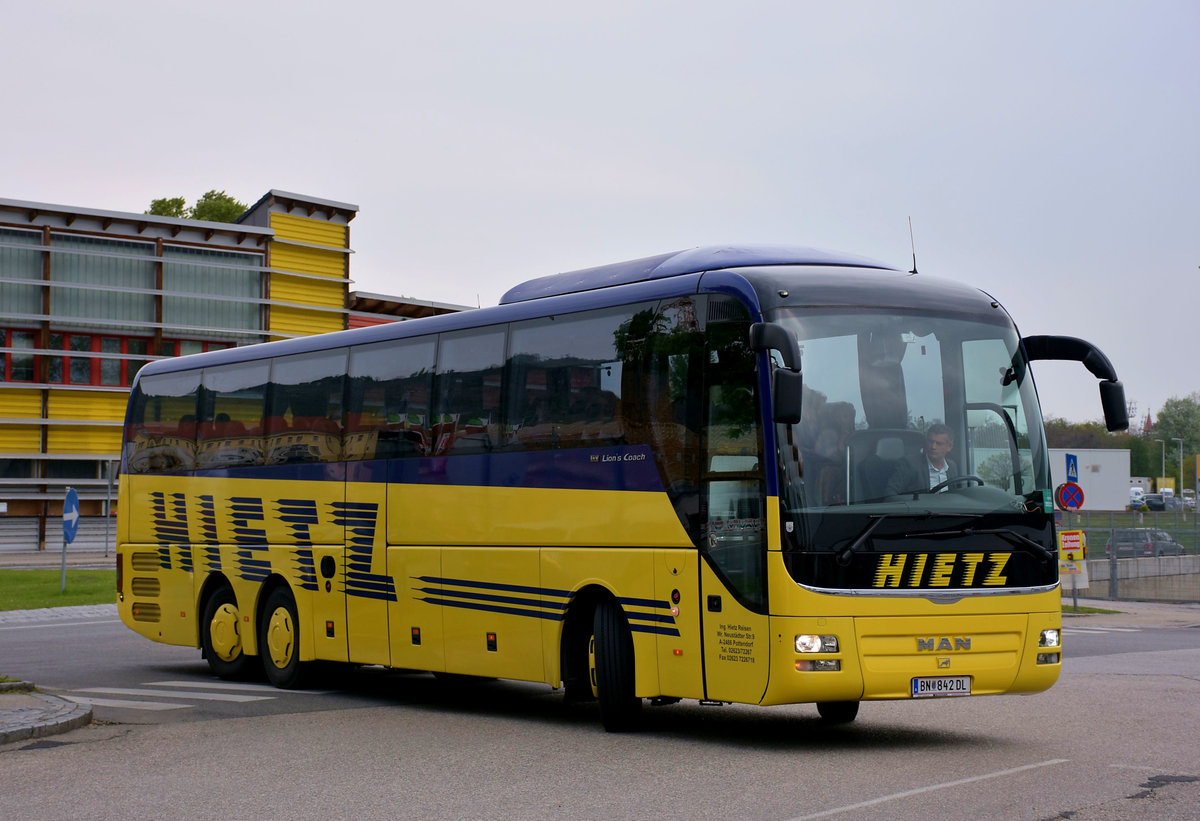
699,559 -> 771,704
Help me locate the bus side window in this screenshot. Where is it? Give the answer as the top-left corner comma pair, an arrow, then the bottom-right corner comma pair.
266,349 -> 347,465
506,308 -> 630,451
433,327 -> 507,456
197,361 -> 269,470
346,337 -> 437,460
123,370 -> 200,474
620,299 -> 703,537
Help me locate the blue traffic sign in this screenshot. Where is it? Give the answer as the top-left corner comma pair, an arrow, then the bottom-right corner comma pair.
1065,453 -> 1078,483
63,487 -> 80,544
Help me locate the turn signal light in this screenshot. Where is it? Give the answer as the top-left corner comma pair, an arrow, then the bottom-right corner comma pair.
795,659 -> 841,672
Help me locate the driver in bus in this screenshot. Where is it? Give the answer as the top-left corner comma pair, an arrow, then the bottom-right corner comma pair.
887,423 -> 958,494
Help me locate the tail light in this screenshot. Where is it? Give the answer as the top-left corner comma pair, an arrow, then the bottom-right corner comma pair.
116,553 -> 124,602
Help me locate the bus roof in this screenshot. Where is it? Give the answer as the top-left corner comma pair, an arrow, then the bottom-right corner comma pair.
131,245 -> 925,383
499,245 -> 895,304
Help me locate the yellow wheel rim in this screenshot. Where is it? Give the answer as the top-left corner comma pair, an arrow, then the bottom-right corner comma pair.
588,634 -> 598,698
209,603 -> 242,663
266,605 -> 295,670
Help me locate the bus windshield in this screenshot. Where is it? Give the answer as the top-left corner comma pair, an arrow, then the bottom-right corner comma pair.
770,307 -> 1053,582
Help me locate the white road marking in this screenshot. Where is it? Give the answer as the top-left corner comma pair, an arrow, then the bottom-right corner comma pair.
63,695 -> 190,711
77,687 -> 272,703
786,759 -> 1071,820
146,679 -> 332,694
0,619 -> 121,631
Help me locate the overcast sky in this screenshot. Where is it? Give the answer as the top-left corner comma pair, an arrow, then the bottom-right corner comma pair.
4,1 -> 1196,425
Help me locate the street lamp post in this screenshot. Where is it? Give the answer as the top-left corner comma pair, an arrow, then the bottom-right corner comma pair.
1171,437 -> 1184,496
1154,439 -> 1165,488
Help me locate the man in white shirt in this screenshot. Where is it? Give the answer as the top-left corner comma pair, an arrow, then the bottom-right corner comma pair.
887,423 -> 958,494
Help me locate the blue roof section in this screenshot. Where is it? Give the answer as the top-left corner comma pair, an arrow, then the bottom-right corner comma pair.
499,244 -> 895,304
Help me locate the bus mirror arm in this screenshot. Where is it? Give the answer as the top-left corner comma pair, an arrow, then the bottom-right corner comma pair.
750,323 -> 803,424
1023,335 -> 1128,433
750,322 -> 801,370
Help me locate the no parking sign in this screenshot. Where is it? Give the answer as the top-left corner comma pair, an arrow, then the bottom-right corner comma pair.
1055,482 -> 1084,511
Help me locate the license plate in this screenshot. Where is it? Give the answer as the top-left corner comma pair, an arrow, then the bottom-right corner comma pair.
911,676 -> 972,698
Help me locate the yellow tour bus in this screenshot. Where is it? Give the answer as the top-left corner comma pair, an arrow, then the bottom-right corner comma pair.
116,246 -> 1127,731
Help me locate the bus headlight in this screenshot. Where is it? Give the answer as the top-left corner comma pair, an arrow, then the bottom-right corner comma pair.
1039,629 -> 1060,648
795,634 -> 839,653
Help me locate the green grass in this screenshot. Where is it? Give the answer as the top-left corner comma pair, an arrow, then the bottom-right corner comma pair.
1062,604 -> 1122,615
0,569 -> 116,612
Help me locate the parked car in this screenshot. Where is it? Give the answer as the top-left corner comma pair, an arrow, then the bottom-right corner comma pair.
1136,493 -> 1167,511
1105,528 -> 1186,558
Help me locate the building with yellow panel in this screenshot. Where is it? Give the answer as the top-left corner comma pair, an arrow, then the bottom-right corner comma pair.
0,190 -> 464,550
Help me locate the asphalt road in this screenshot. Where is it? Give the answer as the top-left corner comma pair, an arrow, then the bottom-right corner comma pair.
1,609 -> 1198,820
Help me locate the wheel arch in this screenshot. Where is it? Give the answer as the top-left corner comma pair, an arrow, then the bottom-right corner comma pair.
559,583 -> 614,693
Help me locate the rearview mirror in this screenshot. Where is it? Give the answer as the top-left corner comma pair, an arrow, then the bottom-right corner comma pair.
749,322 -> 803,423
1023,334 -> 1128,432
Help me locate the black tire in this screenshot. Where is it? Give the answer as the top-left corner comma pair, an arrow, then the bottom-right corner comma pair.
817,700 -> 860,724
260,586 -> 305,689
561,611 -> 596,705
592,598 -> 642,732
200,584 -> 256,680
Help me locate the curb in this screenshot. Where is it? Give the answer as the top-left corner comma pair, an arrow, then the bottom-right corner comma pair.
0,682 -> 93,746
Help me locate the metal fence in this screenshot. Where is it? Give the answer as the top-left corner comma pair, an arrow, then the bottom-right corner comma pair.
1062,509 -> 1200,603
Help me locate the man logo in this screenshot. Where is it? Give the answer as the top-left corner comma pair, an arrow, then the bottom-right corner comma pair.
917,637 -> 972,651
938,657 -> 951,669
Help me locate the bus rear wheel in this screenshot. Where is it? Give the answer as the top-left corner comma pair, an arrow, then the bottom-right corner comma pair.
201,585 -> 256,680
816,700 -> 859,724
260,586 -> 305,689
592,598 -> 642,732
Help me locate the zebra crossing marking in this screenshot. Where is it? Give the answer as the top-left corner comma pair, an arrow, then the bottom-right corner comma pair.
78,686 -> 274,703
63,695 -> 191,711
146,679 -> 332,695
55,677 -> 334,713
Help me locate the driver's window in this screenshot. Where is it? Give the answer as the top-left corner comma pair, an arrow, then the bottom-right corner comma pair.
963,338 -> 1031,493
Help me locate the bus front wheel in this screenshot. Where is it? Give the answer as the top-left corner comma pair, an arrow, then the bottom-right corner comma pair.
201,585 -> 256,680
816,700 -> 859,724
260,586 -> 305,689
592,598 -> 642,732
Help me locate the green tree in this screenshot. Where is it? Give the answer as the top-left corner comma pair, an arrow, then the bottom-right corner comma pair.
1043,416 -> 1162,480
145,196 -> 187,218
1152,393 -> 1200,488
144,190 -> 248,223
189,190 -> 247,223
1042,417 -> 1137,450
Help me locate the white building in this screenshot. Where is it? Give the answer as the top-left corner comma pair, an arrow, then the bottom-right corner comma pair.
1048,448 -> 1130,511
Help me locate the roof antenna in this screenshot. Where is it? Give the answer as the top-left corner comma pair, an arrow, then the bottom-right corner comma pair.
907,217 -> 918,275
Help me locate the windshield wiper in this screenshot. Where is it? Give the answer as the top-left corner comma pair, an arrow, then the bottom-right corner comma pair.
835,515 -> 890,567
907,526 -> 1055,563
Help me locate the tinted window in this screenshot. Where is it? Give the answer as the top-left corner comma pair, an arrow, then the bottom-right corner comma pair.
618,298 -> 704,531
701,298 -> 765,607
266,349 -> 346,464
507,308 -> 629,450
197,361 -> 268,469
433,327 -> 507,455
346,337 -> 437,459
124,370 -> 201,473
